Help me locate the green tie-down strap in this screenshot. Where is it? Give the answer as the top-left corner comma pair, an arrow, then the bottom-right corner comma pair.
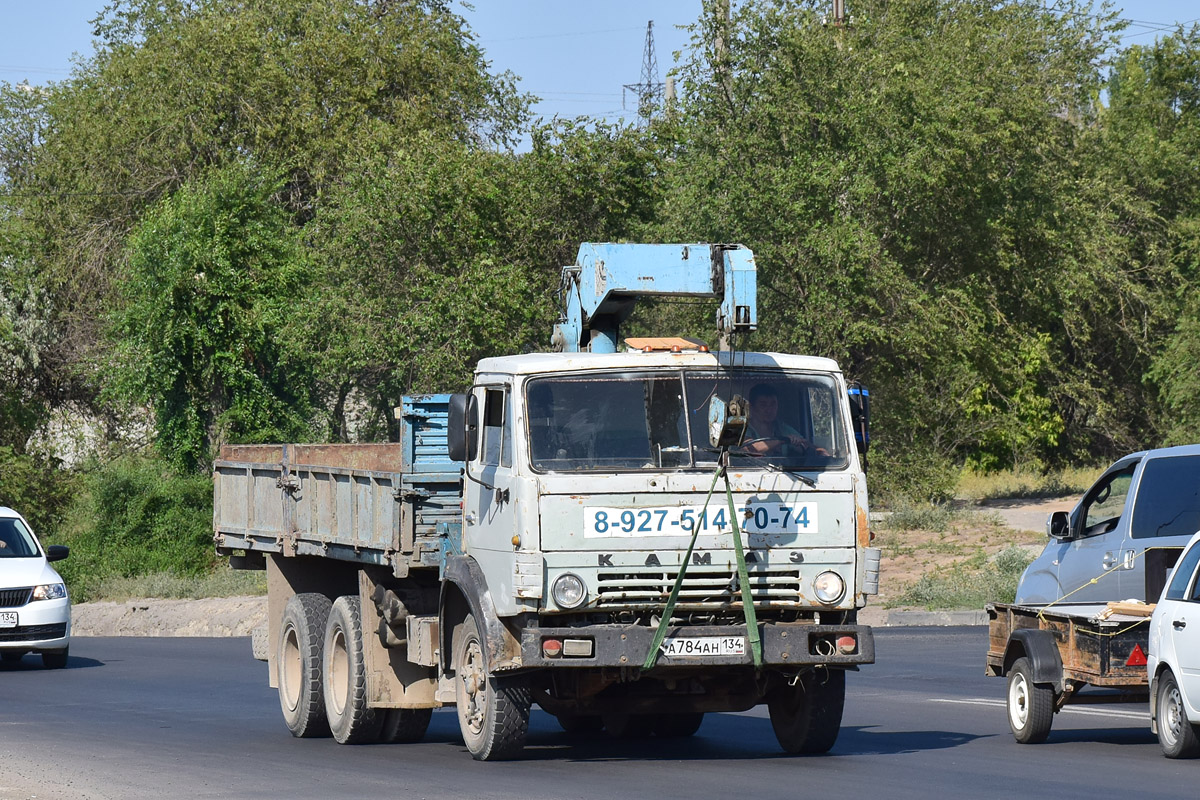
642,464 -> 764,670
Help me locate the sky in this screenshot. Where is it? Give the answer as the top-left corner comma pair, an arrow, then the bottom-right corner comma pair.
1,1 -> 1198,128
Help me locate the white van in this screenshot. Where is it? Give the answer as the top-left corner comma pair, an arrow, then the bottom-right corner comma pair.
1016,445 -> 1200,604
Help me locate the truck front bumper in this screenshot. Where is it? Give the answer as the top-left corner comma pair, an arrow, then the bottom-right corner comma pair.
520,622 -> 874,669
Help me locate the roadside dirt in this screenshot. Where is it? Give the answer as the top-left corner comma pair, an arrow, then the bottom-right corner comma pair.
71,497 -> 1078,636
870,496 -> 1076,609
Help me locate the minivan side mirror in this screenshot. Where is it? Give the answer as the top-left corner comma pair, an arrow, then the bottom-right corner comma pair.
45,545 -> 70,562
1048,511 -> 1071,540
848,382 -> 870,456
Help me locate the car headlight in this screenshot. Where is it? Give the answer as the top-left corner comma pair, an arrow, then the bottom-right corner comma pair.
31,583 -> 67,601
813,571 -> 845,604
551,573 -> 587,609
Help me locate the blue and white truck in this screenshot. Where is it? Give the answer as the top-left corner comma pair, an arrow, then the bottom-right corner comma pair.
214,243 -> 879,759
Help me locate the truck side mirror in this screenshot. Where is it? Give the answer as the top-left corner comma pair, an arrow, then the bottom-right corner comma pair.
447,393 -> 479,463
1048,510 -> 1071,540
848,382 -> 870,455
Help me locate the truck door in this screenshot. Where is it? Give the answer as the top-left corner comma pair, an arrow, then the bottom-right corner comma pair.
1057,461 -> 1138,602
464,385 -> 523,613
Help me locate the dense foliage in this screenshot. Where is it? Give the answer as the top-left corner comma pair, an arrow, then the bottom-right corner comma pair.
2,0 -> 1200,576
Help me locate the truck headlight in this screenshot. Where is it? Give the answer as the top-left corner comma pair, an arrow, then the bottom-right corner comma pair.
31,583 -> 67,601
813,571 -> 845,604
551,573 -> 587,609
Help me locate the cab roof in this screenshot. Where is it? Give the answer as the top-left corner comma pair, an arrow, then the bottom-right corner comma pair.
475,350 -> 842,378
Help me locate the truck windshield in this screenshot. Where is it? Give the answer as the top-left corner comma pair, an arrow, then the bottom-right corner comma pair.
525,369 -> 850,473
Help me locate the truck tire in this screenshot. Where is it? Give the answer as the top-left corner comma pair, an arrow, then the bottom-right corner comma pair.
1007,656 -> 1054,744
278,593 -> 332,738
251,623 -> 269,662
324,596 -> 385,744
378,708 -> 433,744
556,713 -> 603,735
1156,670 -> 1200,758
601,713 -> 653,738
453,614 -> 530,760
653,712 -> 704,738
768,668 -> 845,754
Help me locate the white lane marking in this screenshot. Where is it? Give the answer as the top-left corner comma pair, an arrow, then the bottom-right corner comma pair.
932,697 -> 1148,721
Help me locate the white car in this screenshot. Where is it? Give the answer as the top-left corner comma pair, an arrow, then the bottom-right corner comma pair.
1148,528 -> 1200,757
0,506 -> 71,668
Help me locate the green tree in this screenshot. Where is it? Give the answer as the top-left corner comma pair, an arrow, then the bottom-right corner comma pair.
108,163 -> 312,471
652,0 -> 1139,495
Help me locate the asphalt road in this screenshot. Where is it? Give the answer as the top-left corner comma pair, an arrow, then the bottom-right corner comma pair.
0,628 -> 1194,799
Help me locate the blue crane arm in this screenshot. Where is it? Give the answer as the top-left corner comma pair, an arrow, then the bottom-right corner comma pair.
550,242 -> 758,353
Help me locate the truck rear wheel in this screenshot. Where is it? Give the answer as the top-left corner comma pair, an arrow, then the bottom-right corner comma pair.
324,596 -> 385,744
1157,669 -> 1200,758
768,668 -> 845,754
1007,656 -> 1053,744
378,708 -> 433,744
279,593 -> 332,738
653,712 -> 704,738
453,614 -> 530,760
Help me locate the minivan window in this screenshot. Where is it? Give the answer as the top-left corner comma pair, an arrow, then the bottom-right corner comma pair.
1081,464 -> 1136,536
1130,454 -> 1200,540
1165,541 -> 1200,601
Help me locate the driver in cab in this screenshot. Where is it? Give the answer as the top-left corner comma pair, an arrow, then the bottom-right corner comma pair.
742,384 -> 826,457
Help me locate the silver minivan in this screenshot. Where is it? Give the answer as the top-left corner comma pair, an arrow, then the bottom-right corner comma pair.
1016,445 -> 1200,604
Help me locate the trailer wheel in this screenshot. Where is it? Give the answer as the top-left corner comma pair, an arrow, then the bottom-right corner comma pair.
378,708 -> 433,744
278,593 -> 332,738
1157,670 -> 1200,758
653,712 -> 705,738
768,668 -> 845,754
324,596 -> 385,744
1007,656 -> 1054,744
453,614 -> 530,760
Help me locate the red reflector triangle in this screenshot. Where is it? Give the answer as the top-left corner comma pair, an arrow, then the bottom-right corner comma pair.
1126,644 -> 1148,667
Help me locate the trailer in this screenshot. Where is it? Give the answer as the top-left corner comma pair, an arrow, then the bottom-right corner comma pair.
986,601 -> 1152,743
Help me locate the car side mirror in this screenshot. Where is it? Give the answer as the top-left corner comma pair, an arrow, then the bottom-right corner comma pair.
447,393 -> 478,463
45,545 -> 70,562
1048,511 -> 1071,540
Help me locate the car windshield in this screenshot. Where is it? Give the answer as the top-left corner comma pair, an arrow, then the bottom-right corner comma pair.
0,517 -> 40,558
526,368 -> 850,473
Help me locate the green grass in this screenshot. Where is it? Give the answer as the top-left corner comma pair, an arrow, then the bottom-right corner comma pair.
956,465 -> 1102,502
71,567 -> 266,604
891,546 -> 1035,610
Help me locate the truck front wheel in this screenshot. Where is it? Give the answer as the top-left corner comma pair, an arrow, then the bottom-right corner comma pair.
278,593 -> 332,738
767,668 -> 845,754
1007,656 -> 1054,744
324,596 -> 385,744
453,614 -> 530,760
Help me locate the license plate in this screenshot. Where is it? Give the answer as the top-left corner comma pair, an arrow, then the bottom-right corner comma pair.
660,636 -> 745,657
584,502 -> 818,538
0,611 -> 16,629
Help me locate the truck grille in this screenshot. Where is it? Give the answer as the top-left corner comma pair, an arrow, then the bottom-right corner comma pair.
0,588 -> 31,608
595,567 -> 802,610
